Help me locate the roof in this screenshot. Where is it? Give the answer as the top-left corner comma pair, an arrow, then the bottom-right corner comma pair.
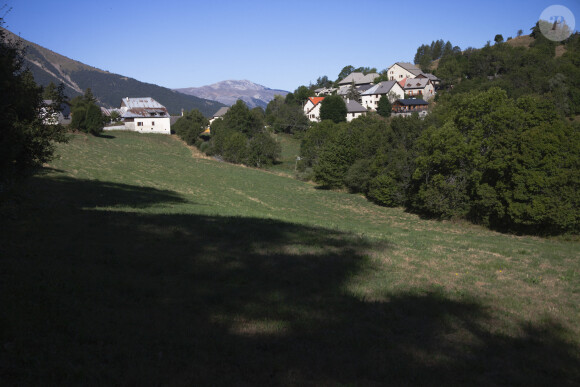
338,72 -> 379,85
345,99 -> 367,113
398,77 -> 407,88
394,99 -> 429,106
212,106 -> 230,118
307,97 -> 325,106
403,78 -> 431,89
416,73 -> 440,82
120,97 -> 169,118
361,81 -> 399,96
393,62 -> 423,76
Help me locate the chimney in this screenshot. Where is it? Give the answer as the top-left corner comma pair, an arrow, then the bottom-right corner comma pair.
181,108 -> 184,116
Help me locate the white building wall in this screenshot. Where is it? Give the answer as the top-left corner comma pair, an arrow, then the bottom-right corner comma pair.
388,64 -> 416,81
134,117 -> 171,134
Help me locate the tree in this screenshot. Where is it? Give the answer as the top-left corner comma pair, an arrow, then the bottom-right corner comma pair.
319,95 -> 347,123
293,86 -> 314,106
70,88 -> 104,134
173,109 -> 209,145
517,29 -> 523,37
345,81 -> 361,102
0,22 -> 67,180
337,65 -> 355,82
494,34 -> 504,44
265,95 -> 309,134
376,95 -> 392,117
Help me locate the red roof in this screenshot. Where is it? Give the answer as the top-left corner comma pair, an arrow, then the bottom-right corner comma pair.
399,77 -> 407,88
308,97 -> 325,106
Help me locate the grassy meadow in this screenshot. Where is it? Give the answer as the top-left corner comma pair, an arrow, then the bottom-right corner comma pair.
1,131 -> 579,385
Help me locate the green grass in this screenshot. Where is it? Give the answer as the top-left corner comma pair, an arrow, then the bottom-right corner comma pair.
1,131 -> 579,385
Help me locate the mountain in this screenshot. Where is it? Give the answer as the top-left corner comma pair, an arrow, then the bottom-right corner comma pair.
174,80 -> 289,110
1,28 -> 225,117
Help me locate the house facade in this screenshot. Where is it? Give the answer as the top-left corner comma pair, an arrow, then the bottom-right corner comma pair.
303,97 -> 325,122
392,98 -> 429,117
120,97 -> 171,134
360,81 -> 405,111
402,78 -> 435,100
387,62 -> 423,81
345,99 -> 367,122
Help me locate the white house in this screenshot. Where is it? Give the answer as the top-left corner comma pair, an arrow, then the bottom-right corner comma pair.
360,81 -> 405,111
345,99 -> 367,122
120,97 -> 171,134
402,78 -> 436,100
387,62 -> 423,81
303,96 -> 325,122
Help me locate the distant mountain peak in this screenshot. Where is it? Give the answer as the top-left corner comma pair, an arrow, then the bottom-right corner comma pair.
174,80 -> 289,110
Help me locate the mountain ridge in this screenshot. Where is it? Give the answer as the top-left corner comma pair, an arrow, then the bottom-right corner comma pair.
175,80 -> 289,110
1,28 -> 225,117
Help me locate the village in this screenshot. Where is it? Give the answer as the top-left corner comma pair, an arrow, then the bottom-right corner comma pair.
42,61 -> 439,135
304,62 -> 439,122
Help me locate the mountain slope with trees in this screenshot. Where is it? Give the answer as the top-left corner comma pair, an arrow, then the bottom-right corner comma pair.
1,28 -> 225,117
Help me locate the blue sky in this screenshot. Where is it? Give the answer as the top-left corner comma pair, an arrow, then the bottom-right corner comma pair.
4,0 -> 579,92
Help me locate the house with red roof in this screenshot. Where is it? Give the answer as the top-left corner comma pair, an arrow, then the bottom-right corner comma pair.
303,97 -> 325,122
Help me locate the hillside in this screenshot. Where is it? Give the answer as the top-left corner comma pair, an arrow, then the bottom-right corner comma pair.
1,28 -> 225,117
175,79 -> 289,109
1,131 -> 578,385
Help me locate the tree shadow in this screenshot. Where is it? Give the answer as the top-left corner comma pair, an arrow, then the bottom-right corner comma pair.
1,175 -> 578,385
94,133 -> 116,139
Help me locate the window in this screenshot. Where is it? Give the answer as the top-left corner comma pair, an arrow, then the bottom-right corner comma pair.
137,122 -> 143,126
152,121 -> 155,126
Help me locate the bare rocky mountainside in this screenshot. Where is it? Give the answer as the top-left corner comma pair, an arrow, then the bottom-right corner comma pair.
175,80 -> 289,109
1,28 -> 225,117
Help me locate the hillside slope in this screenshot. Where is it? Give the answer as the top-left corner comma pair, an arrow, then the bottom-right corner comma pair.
1,28 -> 225,116
1,131 -> 578,385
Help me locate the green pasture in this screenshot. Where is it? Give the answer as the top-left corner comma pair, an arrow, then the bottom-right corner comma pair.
1,131 -> 578,385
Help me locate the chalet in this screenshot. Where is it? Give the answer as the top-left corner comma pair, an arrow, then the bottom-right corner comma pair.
402,78 -> 435,100
392,98 -> 429,115
120,97 -> 171,134
387,62 -> 423,81
303,96 -> 325,122
345,99 -> 367,122
416,72 -> 441,87
360,81 -> 404,111
209,106 -> 230,125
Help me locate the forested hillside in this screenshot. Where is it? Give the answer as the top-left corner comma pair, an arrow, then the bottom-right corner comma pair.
298,26 -> 580,235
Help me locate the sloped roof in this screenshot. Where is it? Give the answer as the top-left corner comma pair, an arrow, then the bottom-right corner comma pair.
403,78 -> 430,89
212,106 -> 230,118
307,97 -> 325,106
345,99 -> 367,113
338,72 -> 379,85
120,97 -> 169,118
394,98 -> 428,106
398,77 -> 407,88
361,81 -> 399,96
395,62 -> 423,76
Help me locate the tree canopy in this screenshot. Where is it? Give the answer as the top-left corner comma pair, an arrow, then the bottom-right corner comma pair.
319,95 -> 347,123
0,22 -> 67,181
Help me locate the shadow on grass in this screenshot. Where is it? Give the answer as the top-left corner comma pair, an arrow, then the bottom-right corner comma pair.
1,175 -> 578,385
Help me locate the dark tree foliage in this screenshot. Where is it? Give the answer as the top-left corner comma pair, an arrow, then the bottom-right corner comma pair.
0,23 -> 67,181
265,95 -> 309,134
411,87 -> 579,234
70,88 -> 105,135
319,95 -> 347,123
206,100 -> 280,167
173,109 -> 209,145
376,95 -> 392,117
